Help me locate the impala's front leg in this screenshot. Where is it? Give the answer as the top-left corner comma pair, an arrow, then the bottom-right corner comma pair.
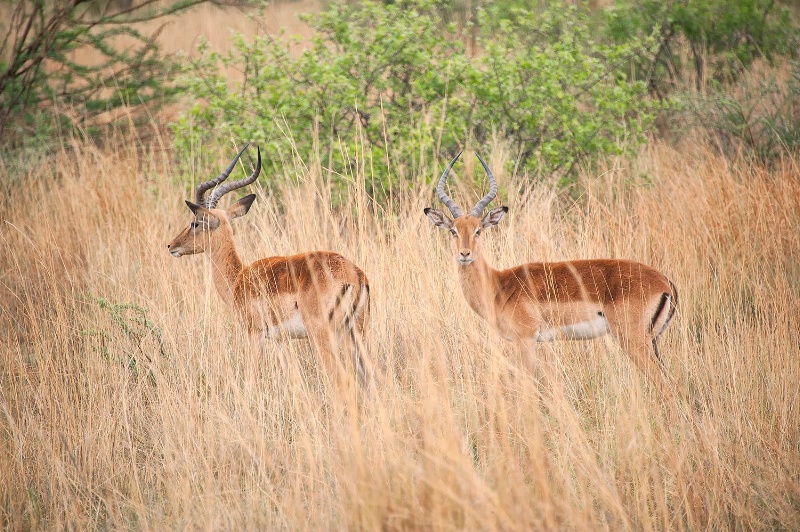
247,328 -> 265,376
508,308 -> 549,374
521,335 -> 560,381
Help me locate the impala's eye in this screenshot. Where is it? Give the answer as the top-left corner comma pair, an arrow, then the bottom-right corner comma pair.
450,229 -> 458,237
474,229 -> 481,236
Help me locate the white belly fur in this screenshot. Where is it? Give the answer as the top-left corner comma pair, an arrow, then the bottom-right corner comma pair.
265,310 -> 307,339
536,314 -> 610,342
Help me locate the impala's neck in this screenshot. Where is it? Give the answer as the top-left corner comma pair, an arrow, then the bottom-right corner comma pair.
457,253 -> 499,322
207,226 -> 243,308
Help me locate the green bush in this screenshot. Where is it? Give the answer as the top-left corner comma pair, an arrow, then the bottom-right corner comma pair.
603,0 -> 798,95
173,0 -> 658,194
470,4 -> 658,177
0,0 -> 205,148
174,0 -> 469,192
601,0 -> 799,161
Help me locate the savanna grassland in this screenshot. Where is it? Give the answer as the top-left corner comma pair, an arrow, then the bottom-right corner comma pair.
2,1 -> 800,530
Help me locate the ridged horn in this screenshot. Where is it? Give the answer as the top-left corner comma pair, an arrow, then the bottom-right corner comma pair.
436,151 -> 464,218
195,143 -> 250,207
470,153 -> 497,217
206,146 -> 262,209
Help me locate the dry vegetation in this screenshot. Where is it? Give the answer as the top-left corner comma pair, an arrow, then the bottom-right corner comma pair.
1,1 -> 800,530
1,129 -> 799,529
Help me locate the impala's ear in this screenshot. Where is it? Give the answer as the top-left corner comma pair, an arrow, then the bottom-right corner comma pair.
185,200 -> 220,229
481,206 -> 508,228
226,194 -> 256,221
424,207 -> 453,230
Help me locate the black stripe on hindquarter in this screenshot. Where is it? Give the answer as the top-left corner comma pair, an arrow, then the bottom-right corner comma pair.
343,283 -> 367,332
328,285 -> 350,321
652,338 -> 662,361
649,292 -> 670,334
327,282 -> 369,333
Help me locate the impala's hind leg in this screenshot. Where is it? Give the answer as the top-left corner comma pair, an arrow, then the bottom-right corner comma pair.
353,290 -> 375,388
314,326 -> 366,390
346,328 -> 369,388
305,322 -> 341,383
605,309 -> 679,398
625,333 -> 678,398
339,284 -> 371,388
342,317 -> 368,388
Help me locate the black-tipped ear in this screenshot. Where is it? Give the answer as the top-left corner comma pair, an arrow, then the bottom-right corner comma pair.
227,193 -> 256,221
185,200 -> 201,213
424,207 -> 454,230
481,206 -> 508,228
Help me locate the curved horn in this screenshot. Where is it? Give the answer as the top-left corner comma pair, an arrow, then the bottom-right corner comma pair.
195,143 -> 250,207
206,146 -> 262,209
436,151 -> 464,218
470,153 -> 497,217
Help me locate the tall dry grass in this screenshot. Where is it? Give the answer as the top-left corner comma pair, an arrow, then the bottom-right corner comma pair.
1,128 -> 799,529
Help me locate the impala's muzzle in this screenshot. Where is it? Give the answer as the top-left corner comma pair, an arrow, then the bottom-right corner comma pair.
167,242 -> 181,257
458,249 -> 474,265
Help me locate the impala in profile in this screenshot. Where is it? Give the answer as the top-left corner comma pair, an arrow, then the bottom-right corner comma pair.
424,152 -> 679,396
168,144 -> 370,384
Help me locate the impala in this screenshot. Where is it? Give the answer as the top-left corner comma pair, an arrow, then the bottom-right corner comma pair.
424,152 -> 679,396
168,144 -> 370,384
